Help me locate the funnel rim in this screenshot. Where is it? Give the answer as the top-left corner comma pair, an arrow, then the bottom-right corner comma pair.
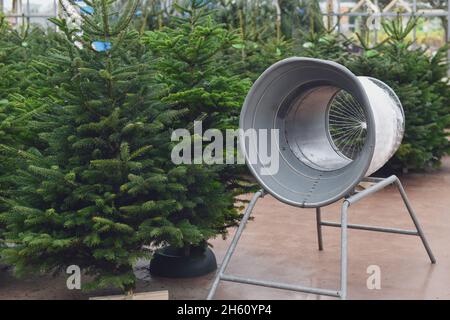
239,57 -> 376,208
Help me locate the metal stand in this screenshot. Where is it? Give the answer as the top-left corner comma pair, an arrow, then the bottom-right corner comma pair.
207,175 -> 436,300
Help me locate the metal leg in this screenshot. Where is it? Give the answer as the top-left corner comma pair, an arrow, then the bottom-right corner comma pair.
318,175 -> 436,299
316,207 -> 324,251
339,201 -> 349,300
207,176 -> 435,300
207,190 -> 264,300
207,189 -> 343,300
394,178 -> 436,264
321,175 -> 436,265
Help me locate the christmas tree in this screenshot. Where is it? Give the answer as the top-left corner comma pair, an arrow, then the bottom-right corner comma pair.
0,18 -> 59,241
1,0 -> 246,292
142,0 -> 255,195
298,30 -> 353,66
143,0 -> 251,129
209,0 -> 292,80
2,0 -> 161,291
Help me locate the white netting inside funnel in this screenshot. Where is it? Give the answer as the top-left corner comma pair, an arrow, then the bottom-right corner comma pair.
327,90 -> 368,161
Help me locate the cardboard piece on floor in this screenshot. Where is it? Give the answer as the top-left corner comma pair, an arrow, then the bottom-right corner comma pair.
90,290 -> 169,300
356,181 -> 376,191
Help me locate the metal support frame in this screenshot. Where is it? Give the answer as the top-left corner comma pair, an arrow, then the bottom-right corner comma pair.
207,175 -> 435,300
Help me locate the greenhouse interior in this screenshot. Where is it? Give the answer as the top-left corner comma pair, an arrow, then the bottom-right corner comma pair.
0,0 -> 450,304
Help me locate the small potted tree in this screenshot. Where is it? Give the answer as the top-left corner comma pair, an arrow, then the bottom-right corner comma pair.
142,0 -> 253,278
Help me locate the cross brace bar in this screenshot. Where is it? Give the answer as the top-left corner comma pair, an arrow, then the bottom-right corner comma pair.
207,175 -> 435,300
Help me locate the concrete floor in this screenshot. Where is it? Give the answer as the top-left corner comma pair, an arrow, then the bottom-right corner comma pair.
1,158 -> 450,300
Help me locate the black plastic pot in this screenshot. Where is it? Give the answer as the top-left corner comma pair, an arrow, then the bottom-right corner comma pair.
149,245 -> 217,278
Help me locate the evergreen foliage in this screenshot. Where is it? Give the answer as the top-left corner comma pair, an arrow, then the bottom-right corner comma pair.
0,19 -> 54,172
0,18 -> 59,240
1,0 -> 240,292
0,0 -> 249,291
298,30 -> 353,65
2,0 -> 158,291
296,0 -> 325,35
231,36 -> 291,81
142,0 -> 255,196
0,1 -> 449,294
212,1 -> 292,80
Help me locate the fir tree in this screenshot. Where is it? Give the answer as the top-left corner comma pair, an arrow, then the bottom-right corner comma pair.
2,0 -> 159,291
142,0 -> 255,246
143,0 -> 251,129
1,0 -> 243,292
279,0 -> 298,40
298,30 -> 353,66
0,18 -> 59,241
296,0 -> 325,35
209,0 -> 292,80
0,19 -> 50,182
142,0 -> 253,183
